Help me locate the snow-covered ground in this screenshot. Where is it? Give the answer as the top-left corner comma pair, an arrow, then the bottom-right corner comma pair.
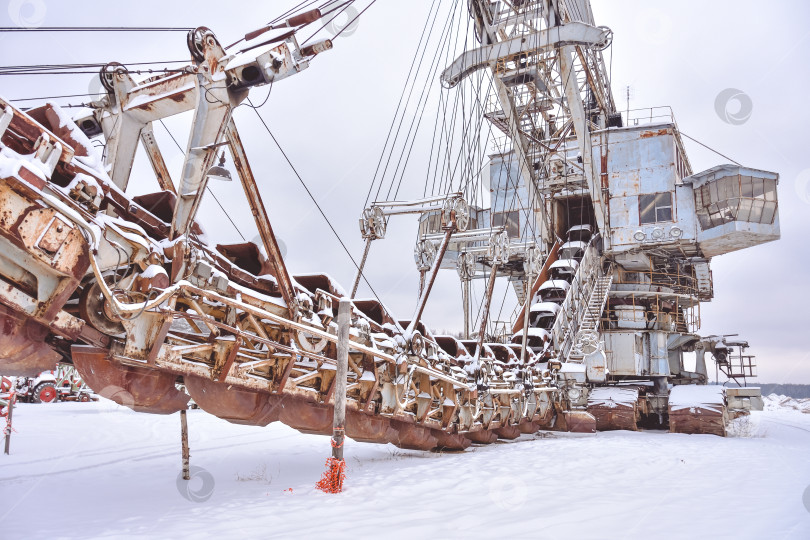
1,397 -> 809,539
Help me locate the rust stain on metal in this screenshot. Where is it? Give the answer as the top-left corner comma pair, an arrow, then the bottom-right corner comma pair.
639,128 -> 671,139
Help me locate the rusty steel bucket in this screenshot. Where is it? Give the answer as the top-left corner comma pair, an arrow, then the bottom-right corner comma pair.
184,375 -> 282,426
494,424 -> 522,440
0,304 -> 61,376
559,410 -> 597,433
71,345 -> 189,414
464,428 -> 499,444
432,429 -> 472,451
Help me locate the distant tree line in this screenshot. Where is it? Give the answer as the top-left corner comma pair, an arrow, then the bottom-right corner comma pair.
700,382 -> 810,398
756,384 -> 810,399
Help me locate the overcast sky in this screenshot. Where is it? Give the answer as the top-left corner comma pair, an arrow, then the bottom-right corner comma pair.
2,0 -> 808,383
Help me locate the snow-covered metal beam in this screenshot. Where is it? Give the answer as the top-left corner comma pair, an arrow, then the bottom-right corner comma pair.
440,21 -> 610,89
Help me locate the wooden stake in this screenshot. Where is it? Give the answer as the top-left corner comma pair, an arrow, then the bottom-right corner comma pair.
180,408 -> 190,480
3,394 -> 13,455
332,299 -> 351,461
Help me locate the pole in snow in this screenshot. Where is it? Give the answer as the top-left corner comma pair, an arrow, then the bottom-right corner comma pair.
181,408 -> 190,480
3,392 -> 14,455
316,298 -> 351,493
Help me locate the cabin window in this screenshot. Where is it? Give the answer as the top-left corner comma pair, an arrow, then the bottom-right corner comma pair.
694,174 -> 778,229
492,210 -> 520,239
639,192 -> 673,224
418,211 -> 442,236
419,210 -> 478,237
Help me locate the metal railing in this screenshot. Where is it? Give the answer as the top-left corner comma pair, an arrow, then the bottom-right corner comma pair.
550,240 -> 602,359
612,267 -> 700,298
600,297 -> 701,335
615,106 -> 693,177
717,353 -> 757,379
619,106 -> 677,127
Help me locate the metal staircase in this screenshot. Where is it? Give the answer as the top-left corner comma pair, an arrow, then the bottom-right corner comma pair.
550,243 -> 600,359
510,278 -> 528,306
567,272 -> 613,363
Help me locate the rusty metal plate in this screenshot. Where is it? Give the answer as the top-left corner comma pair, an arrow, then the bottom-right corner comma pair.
559,410 -> 597,433
279,398 -> 333,435
431,429 -> 472,451
346,410 -> 398,444
669,407 -> 726,437
0,304 -> 61,376
71,345 -> 189,414
389,419 -> 439,450
518,419 -> 541,434
184,375 -> 281,426
37,215 -> 72,254
464,429 -> 499,444
494,425 -> 522,440
588,403 -> 638,431
17,208 -> 89,276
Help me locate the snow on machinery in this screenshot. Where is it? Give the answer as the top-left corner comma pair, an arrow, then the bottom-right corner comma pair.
425,0 -> 778,436
0,0 -> 776,448
0,11 -> 562,451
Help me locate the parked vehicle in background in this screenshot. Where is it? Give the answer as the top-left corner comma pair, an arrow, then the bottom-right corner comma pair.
9,365 -> 98,404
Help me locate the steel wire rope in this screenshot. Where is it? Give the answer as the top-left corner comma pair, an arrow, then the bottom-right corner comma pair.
362,0 -> 441,209
434,5 -> 468,199
457,12 -> 514,340
270,0 -> 321,25
464,15 -> 541,250
387,2 -> 465,202
245,98 -> 387,304
428,1 -> 462,200
476,6 -> 556,330
434,9 -> 496,335
385,6 -> 455,201
0,26 -> 193,32
465,8 -> 534,251
374,0 -> 446,204
420,1 -> 469,202
460,18 -> 493,201
226,0 -> 327,49
422,80 -> 449,199
443,9 -> 474,195
432,2 -> 464,199
0,68 -> 189,76
158,119 -> 246,240
0,59 -> 187,69
679,132 -> 741,166
7,92 -> 100,102
426,2 -> 463,200
300,0 -> 356,45
328,0 -> 377,41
